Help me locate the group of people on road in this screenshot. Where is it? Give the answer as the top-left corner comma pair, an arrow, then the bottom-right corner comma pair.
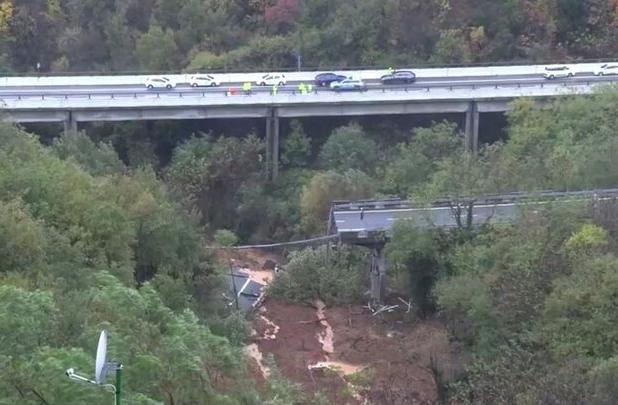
296,82 -> 314,95
226,68 -> 393,96
226,82 -> 316,96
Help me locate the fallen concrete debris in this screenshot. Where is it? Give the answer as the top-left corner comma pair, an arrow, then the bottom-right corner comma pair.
371,304 -> 399,316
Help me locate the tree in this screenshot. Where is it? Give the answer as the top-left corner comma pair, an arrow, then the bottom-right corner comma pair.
0,0 -> 13,34
0,285 -> 57,358
281,120 -> 311,168
265,0 -> 300,33
269,245 -> 366,305
300,169 -> 375,234
431,29 -> 471,64
590,356 -> 618,405
0,199 -> 45,273
52,131 -> 125,176
386,221 -> 442,314
318,123 -> 378,173
136,25 -> 179,71
214,229 -> 238,247
167,134 -> 264,230
380,122 -> 461,196
542,254 -> 618,360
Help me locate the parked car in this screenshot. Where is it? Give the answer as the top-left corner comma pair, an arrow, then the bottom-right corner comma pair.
330,78 -> 366,91
256,73 -> 286,86
189,74 -> 221,87
314,72 -> 347,87
594,64 -> 618,76
543,66 -> 574,79
380,70 -> 416,84
144,76 -> 176,89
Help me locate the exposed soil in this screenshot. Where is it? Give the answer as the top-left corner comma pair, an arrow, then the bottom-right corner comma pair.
235,249 -> 457,404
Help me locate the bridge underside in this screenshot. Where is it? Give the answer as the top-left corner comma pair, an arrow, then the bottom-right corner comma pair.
2,97 -> 548,180
2,99 -> 511,122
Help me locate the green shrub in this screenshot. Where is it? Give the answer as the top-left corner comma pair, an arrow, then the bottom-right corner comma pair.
269,246 -> 367,305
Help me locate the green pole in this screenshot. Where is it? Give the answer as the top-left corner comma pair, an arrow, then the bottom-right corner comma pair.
115,364 -> 123,405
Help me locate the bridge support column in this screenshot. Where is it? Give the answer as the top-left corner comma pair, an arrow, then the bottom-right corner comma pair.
370,245 -> 386,304
265,108 -> 280,180
465,101 -> 479,153
63,112 -> 77,135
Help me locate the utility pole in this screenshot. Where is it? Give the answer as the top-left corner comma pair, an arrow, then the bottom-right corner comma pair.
115,364 -> 122,405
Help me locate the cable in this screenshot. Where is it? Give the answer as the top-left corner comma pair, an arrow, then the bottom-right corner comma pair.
206,234 -> 338,250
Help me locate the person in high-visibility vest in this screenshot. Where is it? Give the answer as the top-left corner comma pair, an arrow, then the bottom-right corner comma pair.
271,83 -> 278,95
306,83 -> 313,94
298,82 -> 306,95
242,82 -> 252,94
387,67 -> 394,76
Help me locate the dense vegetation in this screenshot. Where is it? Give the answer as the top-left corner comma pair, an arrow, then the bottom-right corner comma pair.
0,124 -> 320,404
1,0 -> 618,73
382,90 -> 618,403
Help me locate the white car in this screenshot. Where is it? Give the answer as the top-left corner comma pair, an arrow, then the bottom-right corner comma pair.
256,73 -> 286,86
330,78 -> 367,91
594,64 -> 618,76
543,66 -> 574,79
189,74 -> 221,87
145,76 -> 176,89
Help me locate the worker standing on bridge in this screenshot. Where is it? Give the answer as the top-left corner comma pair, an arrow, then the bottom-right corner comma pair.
271,83 -> 278,96
242,82 -> 252,95
306,83 -> 313,94
298,82 -> 306,95
387,66 -> 394,76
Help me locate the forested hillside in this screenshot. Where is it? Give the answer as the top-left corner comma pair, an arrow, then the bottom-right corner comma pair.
0,124 -> 268,404
1,0 -> 618,73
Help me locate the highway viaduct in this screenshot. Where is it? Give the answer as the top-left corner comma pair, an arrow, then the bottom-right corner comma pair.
328,189 -> 618,303
1,62 -> 616,178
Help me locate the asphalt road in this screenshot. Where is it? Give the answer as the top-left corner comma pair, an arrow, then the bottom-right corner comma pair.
1,73 -> 616,98
333,203 -> 524,233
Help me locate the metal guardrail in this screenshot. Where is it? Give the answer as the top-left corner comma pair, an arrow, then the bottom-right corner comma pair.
332,188 -> 618,213
331,198 -> 409,211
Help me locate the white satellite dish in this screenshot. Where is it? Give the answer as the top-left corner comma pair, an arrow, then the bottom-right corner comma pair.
95,330 -> 108,384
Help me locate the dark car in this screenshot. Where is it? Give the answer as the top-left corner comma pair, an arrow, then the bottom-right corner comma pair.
380,70 -> 416,84
315,72 -> 347,87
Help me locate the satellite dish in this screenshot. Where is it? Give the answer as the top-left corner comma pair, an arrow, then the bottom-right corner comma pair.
95,330 -> 108,384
